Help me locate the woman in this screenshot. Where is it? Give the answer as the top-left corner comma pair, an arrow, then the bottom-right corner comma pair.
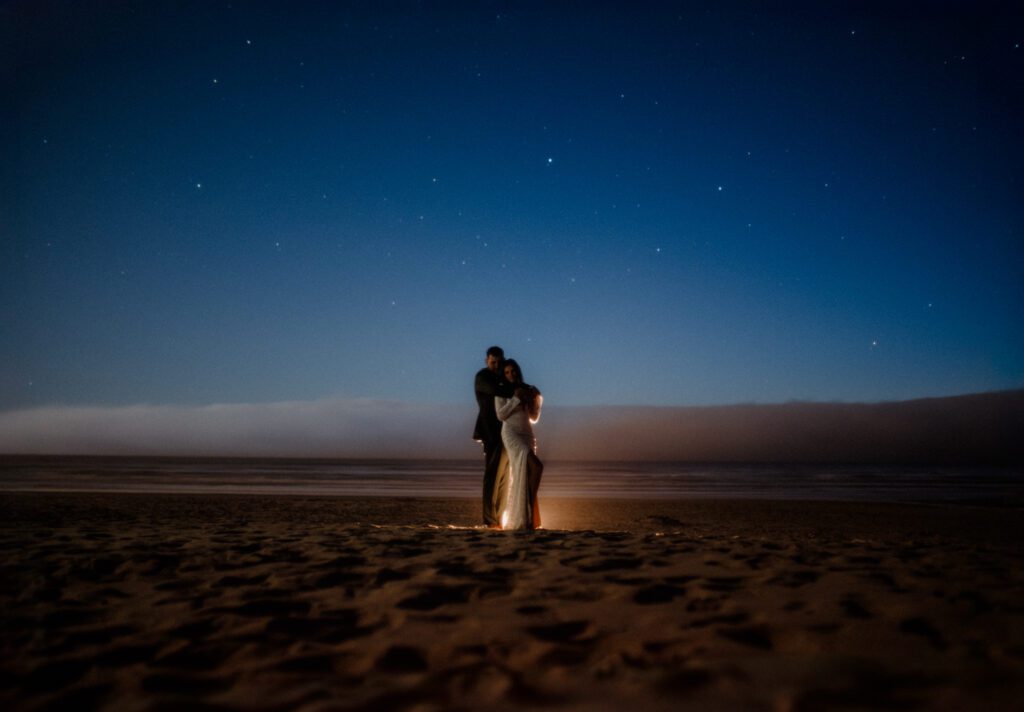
495,359 -> 544,530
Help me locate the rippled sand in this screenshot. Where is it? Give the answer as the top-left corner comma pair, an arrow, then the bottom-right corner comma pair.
1,493 -> 1022,710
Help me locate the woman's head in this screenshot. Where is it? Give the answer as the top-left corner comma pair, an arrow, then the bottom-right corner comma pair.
502,359 -> 523,385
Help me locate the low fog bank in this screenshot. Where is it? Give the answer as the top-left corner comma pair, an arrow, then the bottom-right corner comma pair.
543,390 -> 1024,465
0,399 -> 469,459
1,390 -> 1021,464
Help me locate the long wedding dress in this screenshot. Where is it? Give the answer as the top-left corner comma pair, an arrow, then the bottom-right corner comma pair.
495,391 -> 543,530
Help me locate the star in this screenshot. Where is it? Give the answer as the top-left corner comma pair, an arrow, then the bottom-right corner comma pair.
717,185 -> 723,191
546,157 -> 553,164
195,182 -> 202,189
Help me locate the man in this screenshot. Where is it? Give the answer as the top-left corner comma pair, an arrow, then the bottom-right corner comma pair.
473,345 -> 511,527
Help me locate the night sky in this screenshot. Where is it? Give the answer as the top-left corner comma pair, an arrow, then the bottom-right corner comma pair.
4,1 -> 1023,414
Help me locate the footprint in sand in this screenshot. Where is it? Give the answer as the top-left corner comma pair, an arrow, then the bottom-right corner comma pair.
23,658 -> 93,692
141,671 -> 236,695
686,596 -> 725,614
840,597 -> 873,619
866,571 -> 906,592
388,546 -> 433,557
94,643 -> 161,668
153,642 -> 238,670
807,622 -> 842,634
768,569 -> 820,588
314,554 -> 367,569
700,575 -> 746,592
134,554 -> 182,576
39,683 -> 114,709
396,584 -> 474,611
313,570 -> 365,588
633,583 -> 686,605
526,620 -> 592,643
223,599 -> 311,617
155,577 -> 202,592
689,612 -> 750,629
168,618 -> 219,639
214,573 -> 269,587
376,645 -> 429,673
436,560 -> 477,578
716,624 -> 773,650
275,653 -> 337,673
953,590 -> 992,614
516,605 -> 548,615
42,608 -> 104,628
900,617 -> 947,650
540,645 -> 592,666
846,554 -> 883,566
63,623 -> 137,647
266,608 -> 378,643
375,567 -> 412,585
578,557 -> 643,573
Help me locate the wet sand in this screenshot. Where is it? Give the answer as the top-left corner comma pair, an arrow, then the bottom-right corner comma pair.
1,493 -> 1022,710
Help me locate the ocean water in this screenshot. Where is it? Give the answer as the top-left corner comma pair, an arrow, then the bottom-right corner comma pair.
1,456 -> 1021,505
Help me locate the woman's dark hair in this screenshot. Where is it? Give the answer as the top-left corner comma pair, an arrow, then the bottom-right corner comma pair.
502,358 -> 523,384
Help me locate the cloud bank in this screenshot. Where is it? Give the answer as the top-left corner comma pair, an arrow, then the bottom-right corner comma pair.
1,391 -> 1021,464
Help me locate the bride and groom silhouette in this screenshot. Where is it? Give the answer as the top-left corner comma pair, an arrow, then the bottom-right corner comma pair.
473,346 -> 544,530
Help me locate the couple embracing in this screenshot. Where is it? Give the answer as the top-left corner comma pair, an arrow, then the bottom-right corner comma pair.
473,346 -> 544,530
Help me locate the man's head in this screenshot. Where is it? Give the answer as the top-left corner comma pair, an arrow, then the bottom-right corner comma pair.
485,345 -> 504,373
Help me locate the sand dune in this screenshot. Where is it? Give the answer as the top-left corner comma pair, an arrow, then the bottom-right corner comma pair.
2,493 -> 1022,710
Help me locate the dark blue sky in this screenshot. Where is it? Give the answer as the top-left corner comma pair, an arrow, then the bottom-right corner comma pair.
4,1 -> 1023,410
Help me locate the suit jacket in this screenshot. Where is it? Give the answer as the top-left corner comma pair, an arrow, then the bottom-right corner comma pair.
473,367 -> 511,443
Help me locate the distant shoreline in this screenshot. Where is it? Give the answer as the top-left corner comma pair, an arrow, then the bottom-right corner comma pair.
2,456 -> 1020,506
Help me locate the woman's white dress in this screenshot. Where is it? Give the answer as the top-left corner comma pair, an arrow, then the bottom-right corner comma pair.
495,392 -> 542,530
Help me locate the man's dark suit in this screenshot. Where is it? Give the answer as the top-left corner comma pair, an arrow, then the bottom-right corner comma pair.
474,367 -> 511,526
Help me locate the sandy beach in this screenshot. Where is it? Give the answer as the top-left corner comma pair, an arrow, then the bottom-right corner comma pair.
1,493 -> 1022,711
